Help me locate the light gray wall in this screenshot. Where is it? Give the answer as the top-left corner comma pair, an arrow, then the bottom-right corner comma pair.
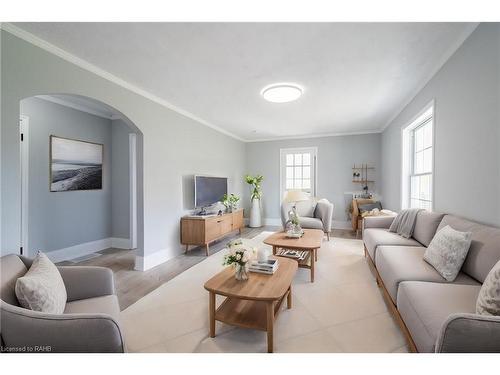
245,134 -> 381,222
1,30 -> 246,264
381,23 -> 500,226
111,119 -> 130,239
21,97 -> 112,254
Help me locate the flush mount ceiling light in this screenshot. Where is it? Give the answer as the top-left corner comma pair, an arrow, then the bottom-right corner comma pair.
261,83 -> 303,103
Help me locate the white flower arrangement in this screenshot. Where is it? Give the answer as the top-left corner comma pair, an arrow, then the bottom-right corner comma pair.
223,239 -> 252,267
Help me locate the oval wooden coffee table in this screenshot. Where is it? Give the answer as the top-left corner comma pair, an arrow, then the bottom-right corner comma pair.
263,229 -> 324,282
204,256 -> 298,353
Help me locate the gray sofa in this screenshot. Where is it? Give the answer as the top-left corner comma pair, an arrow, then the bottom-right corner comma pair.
363,212 -> 500,353
281,198 -> 334,240
0,254 -> 125,353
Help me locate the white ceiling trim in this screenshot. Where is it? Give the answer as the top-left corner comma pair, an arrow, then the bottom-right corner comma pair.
1,22 -> 246,142
378,22 -> 479,133
246,129 -> 382,143
35,95 -> 121,120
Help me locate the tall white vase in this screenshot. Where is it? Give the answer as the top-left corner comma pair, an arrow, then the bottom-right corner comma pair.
249,198 -> 262,228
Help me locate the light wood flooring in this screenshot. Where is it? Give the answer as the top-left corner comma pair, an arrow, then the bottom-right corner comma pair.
58,226 -> 359,310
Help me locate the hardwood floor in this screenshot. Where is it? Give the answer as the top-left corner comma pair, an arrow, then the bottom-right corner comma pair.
58,226 -> 359,310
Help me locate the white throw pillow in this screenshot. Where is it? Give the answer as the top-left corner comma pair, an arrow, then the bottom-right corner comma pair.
476,260 -> 500,316
423,225 -> 472,282
15,252 -> 67,314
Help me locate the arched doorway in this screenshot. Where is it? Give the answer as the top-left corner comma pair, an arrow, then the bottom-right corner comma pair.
19,94 -> 143,262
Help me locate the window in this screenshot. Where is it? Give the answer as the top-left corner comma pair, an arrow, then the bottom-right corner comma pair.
280,147 -> 317,199
402,103 -> 434,210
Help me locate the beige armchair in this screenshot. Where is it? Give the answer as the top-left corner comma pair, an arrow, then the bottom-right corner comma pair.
0,254 -> 125,353
281,198 -> 334,240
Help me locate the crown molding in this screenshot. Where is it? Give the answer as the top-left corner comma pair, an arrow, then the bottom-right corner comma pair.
35,95 -> 121,120
378,22 -> 480,133
1,23 -> 245,142
246,129 -> 382,143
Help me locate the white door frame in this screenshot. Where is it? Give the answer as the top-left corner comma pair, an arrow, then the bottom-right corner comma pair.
20,115 -> 30,256
129,133 -> 138,249
279,146 -> 318,202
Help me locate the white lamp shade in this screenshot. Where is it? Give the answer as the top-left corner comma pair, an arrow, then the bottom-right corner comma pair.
283,189 -> 309,203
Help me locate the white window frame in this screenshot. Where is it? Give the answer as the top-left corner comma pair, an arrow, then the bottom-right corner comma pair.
401,100 -> 435,211
279,147 -> 318,202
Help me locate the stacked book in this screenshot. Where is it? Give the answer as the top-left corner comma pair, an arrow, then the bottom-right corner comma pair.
276,249 -> 308,261
249,259 -> 278,275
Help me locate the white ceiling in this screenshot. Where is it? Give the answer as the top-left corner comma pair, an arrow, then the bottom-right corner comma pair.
13,22 -> 477,141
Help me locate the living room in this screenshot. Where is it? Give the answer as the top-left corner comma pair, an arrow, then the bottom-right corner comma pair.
1,1 -> 499,374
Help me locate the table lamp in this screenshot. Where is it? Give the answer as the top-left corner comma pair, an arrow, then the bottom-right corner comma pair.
283,190 -> 309,236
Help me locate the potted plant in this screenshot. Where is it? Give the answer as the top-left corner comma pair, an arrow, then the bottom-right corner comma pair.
223,239 -> 251,281
245,174 -> 263,228
221,193 -> 240,213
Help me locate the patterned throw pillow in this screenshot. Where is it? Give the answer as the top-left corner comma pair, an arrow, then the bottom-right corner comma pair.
15,252 -> 67,314
476,260 -> 500,316
423,225 -> 472,281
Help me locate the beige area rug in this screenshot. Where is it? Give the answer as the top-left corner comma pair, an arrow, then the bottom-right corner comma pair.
121,232 -> 408,353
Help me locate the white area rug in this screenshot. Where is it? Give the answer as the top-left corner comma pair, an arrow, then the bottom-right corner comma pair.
121,232 -> 408,353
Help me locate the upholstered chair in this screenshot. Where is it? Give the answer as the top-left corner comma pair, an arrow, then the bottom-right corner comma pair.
281,198 -> 334,240
0,254 -> 125,353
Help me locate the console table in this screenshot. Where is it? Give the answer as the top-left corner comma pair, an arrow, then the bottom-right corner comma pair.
181,209 -> 244,256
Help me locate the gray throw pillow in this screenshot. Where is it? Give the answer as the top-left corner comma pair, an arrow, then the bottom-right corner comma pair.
423,225 -> 472,282
15,252 -> 67,314
476,260 -> 500,316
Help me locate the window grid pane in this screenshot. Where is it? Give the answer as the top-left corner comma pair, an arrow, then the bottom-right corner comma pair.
283,151 -> 314,194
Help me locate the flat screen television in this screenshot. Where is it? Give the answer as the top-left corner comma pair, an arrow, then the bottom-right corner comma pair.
194,175 -> 228,208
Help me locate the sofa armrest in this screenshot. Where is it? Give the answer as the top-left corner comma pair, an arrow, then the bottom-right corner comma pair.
0,301 -> 125,353
362,216 -> 395,230
435,313 -> 500,353
58,266 -> 115,302
315,200 -> 333,233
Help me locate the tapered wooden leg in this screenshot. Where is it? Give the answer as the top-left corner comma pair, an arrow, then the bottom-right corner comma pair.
272,245 -> 276,255
310,252 -> 315,282
315,248 -> 318,262
206,244 -> 210,256
209,292 -> 216,338
287,286 -> 292,309
266,301 -> 274,353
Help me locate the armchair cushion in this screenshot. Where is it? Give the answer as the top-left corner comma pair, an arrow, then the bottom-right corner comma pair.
65,295 -> 120,320
299,217 -> 324,230
0,255 -> 28,306
58,266 -> 115,302
15,252 -> 67,314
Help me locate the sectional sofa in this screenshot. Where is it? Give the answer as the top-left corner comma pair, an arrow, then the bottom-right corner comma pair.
363,211 -> 500,352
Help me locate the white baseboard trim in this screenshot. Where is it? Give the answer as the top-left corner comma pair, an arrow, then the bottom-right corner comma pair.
47,238 -> 110,263
111,237 -> 132,249
244,218 -> 351,230
332,220 -> 352,230
135,249 -> 174,271
45,237 -> 131,263
244,218 -> 282,227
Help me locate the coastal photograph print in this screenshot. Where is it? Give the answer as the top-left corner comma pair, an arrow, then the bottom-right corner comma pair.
50,135 -> 103,192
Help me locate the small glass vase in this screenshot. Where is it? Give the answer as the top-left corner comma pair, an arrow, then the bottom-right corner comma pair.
235,263 -> 249,281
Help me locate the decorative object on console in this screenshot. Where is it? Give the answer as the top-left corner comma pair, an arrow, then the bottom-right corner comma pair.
223,239 -> 252,281
283,189 -> 309,237
221,193 -> 240,213
245,174 -> 264,228
50,135 -> 103,192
